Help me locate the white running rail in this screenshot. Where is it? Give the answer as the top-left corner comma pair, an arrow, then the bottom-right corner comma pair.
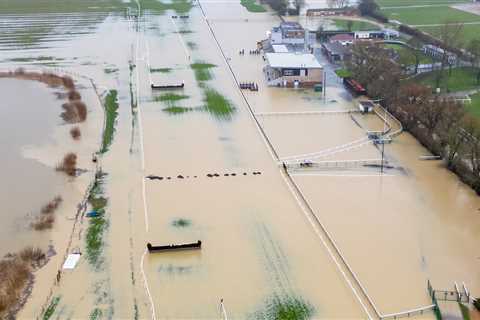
256,109 -> 359,116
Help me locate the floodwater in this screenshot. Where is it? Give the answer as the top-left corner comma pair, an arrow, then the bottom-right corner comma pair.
0,0 -> 479,319
0,78 -> 63,257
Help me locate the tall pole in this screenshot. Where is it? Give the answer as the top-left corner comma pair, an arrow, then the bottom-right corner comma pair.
323,68 -> 326,101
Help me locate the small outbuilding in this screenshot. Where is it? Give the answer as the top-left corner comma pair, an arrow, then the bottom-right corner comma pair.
322,42 -> 351,63
358,100 -> 375,113
264,52 -> 323,88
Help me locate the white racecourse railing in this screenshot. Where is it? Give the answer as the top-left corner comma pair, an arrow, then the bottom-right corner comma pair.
255,109 -> 360,116
286,158 -> 385,170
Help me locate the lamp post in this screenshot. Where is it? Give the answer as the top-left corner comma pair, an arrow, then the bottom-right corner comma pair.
371,98 -> 386,174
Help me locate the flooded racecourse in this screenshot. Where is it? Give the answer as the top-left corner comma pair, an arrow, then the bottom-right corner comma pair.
0,0 -> 479,319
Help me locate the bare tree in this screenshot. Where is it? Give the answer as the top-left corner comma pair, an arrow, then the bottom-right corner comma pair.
435,22 -> 464,91
468,39 -> 480,85
327,0 -> 350,8
441,103 -> 466,168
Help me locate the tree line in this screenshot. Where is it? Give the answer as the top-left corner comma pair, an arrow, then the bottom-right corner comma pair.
348,42 -> 480,193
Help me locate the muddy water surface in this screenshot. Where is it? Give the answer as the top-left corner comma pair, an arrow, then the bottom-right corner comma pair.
0,78 -> 65,257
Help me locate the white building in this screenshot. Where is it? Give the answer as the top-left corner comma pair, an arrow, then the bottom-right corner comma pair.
269,22 -> 308,47
264,52 -> 323,87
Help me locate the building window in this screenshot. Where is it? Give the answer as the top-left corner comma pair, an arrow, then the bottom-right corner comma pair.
283,69 -> 300,76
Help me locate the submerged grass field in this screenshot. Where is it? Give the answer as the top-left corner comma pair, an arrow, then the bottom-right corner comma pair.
155,93 -> 189,103
240,0 -> 266,13
203,88 -> 235,119
150,68 -> 172,73
163,106 -> 194,114
138,0 -> 192,14
191,62 -> 216,82
100,90 -> 119,154
250,296 -> 314,320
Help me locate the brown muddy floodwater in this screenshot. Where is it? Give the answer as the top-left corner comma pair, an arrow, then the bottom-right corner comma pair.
0,78 -> 64,257
1,1 -> 479,319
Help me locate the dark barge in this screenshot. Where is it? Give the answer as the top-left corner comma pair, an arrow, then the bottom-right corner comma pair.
150,82 -> 185,90
147,240 -> 202,253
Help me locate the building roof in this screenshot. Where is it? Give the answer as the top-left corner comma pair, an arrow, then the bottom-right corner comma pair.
266,53 -> 322,69
280,21 -> 303,30
322,42 -> 350,56
330,34 -> 354,42
272,44 -> 289,53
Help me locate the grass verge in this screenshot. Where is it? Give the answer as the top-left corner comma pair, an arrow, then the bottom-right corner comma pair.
335,68 -> 352,78
100,90 -> 119,154
191,62 -> 216,82
86,172 -> 108,268
240,0 -> 266,12
42,296 -> 60,320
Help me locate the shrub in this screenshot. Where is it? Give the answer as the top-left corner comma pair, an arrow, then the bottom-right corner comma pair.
61,101 -> 87,123
68,90 -> 81,101
56,153 -> 77,176
70,127 -> 81,140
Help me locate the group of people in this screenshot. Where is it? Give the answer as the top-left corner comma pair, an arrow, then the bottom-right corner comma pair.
239,82 -> 259,91
238,49 -> 261,55
171,15 -> 189,19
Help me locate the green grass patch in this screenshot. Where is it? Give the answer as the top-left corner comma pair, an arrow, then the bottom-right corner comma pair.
86,172 -> 108,268
150,67 -> 172,73
163,106 -> 194,114
89,308 -> 102,320
459,302 -> 471,320
100,90 -> 119,154
139,0 -> 192,14
419,24 -> 480,46
176,29 -> 193,34
384,43 -> 432,66
381,6 -> 479,25
155,93 -> 189,103
172,218 -> 191,227
250,296 -> 314,320
335,68 -> 352,78
415,67 -> 480,92
203,88 -> 235,120
191,62 -> 216,82
186,41 -> 197,50
104,67 -> 118,74
240,0 -> 267,12
466,92 -> 480,118
42,296 -> 60,320
334,19 -> 380,31
377,0 -> 469,7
